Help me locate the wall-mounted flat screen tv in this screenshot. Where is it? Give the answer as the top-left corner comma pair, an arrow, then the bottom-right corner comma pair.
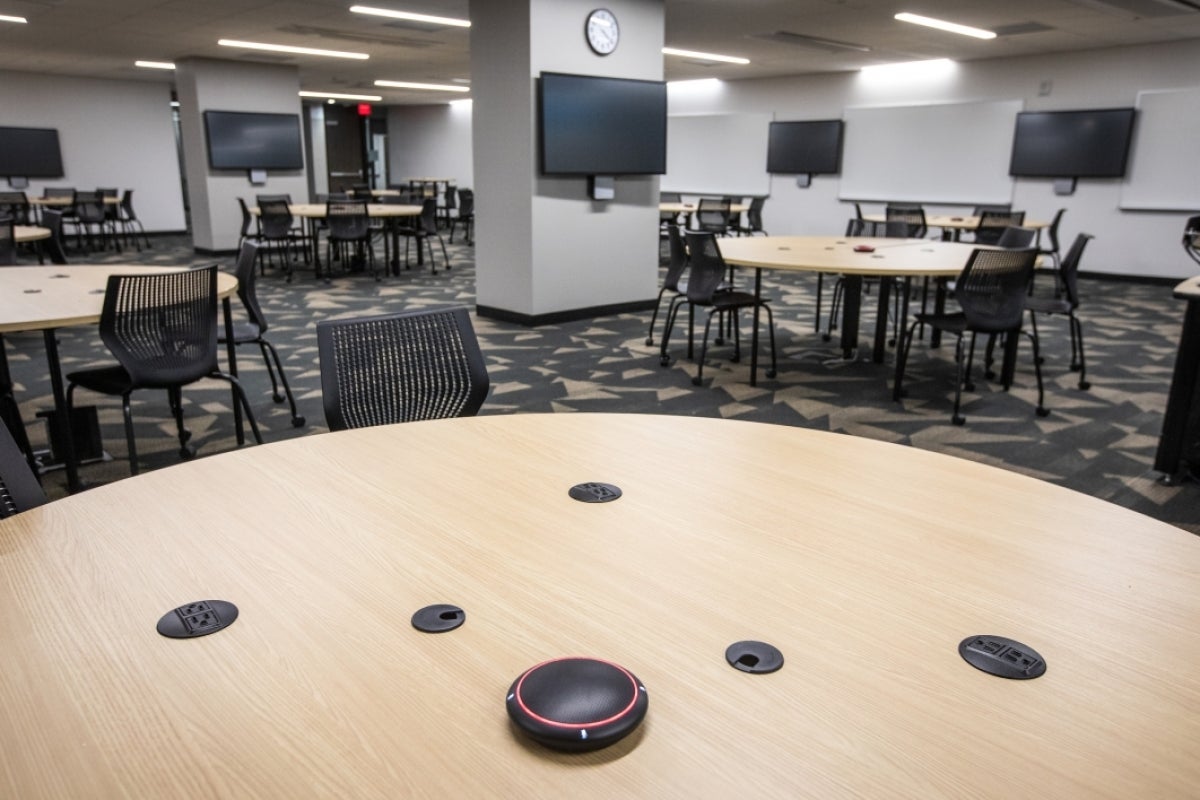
538,72 -> 667,176
0,126 -> 65,178
204,110 -> 304,171
767,120 -> 844,175
1009,108 -> 1136,179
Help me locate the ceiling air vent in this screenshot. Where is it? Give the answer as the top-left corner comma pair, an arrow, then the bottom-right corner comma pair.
991,22 -> 1056,36
750,30 -> 871,53
1066,0 -> 1200,17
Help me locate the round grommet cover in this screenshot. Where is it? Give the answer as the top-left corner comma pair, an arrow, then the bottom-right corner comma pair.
959,635 -> 1046,680
506,657 -> 648,752
725,640 -> 784,674
411,604 -> 465,633
568,482 -> 622,503
156,600 -> 238,639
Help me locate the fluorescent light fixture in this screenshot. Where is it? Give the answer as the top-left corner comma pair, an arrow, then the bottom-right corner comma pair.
349,6 -> 469,27
0,14 -> 27,23
895,12 -> 996,40
299,90 -> 383,101
374,79 -> 469,92
860,58 -> 955,78
135,60 -> 176,70
170,101 -> 180,108
662,47 -> 749,65
667,78 -> 721,89
449,98 -> 473,108
218,39 -> 369,60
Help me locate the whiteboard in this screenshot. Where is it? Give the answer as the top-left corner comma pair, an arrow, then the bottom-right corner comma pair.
839,100 -> 1022,205
1119,87 -> 1200,211
662,113 -> 771,197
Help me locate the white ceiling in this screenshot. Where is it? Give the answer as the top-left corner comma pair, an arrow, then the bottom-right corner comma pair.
2,0 -> 1200,103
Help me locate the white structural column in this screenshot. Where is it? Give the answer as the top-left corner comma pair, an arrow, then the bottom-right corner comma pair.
469,0 -> 664,324
175,58 -> 309,252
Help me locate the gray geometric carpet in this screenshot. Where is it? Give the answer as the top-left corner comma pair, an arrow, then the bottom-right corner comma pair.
6,232 -> 1197,534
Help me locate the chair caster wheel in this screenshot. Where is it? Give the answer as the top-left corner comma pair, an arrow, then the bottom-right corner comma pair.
691,376 -> 703,386
766,369 -> 777,378
179,429 -> 192,444
1078,380 -> 1091,391
821,334 -> 832,342
645,337 -> 654,346
292,416 -> 306,427
660,356 -> 671,367
272,393 -> 285,403
964,382 -> 975,392
952,415 -> 965,426
1036,407 -> 1050,417
179,444 -> 197,460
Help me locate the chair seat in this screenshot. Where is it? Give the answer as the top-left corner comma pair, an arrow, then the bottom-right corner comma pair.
706,290 -> 761,310
218,321 -> 264,344
914,311 -> 1019,336
65,364 -> 134,395
1024,297 -> 1071,315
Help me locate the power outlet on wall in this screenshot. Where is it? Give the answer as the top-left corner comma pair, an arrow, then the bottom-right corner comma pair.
1038,79 -> 1053,97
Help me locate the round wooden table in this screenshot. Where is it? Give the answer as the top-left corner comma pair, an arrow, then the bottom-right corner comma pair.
251,203 -> 423,273
1,413 -> 1197,798
14,224 -> 50,243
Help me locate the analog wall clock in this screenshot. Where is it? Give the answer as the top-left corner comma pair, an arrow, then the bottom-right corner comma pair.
586,8 -> 619,56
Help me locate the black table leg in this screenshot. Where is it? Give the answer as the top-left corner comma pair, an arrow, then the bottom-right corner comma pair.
42,329 -> 82,494
749,268 -> 763,386
872,277 -> 893,363
222,296 -> 245,446
1154,297 -> 1200,482
840,274 -> 863,359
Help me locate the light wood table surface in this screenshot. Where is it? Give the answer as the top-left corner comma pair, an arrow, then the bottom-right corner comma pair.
719,236 -> 981,380
14,224 -> 50,243
29,195 -> 120,207
864,213 -> 1049,233
0,265 -> 239,492
1,413 -> 1198,798
660,201 -> 749,214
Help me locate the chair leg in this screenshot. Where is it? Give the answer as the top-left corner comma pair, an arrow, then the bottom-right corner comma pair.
951,335 -> 968,426
1023,329 -> 1050,417
255,341 -> 282,402
814,273 -> 824,334
761,304 -> 778,379
693,312 -> 718,386
167,387 -> 195,459
437,234 -> 450,270
646,287 -> 668,346
892,320 -> 920,402
260,339 -> 306,427
1070,314 -> 1090,390
121,393 -> 140,475
210,372 -> 264,445
659,299 -> 687,367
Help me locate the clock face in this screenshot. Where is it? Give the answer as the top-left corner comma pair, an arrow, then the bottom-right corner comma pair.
586,9 -> 619,55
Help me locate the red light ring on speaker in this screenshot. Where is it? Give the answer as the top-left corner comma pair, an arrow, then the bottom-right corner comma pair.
513,657 -> 641,729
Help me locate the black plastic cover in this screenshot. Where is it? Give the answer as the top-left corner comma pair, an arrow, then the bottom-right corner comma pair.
959,635 -> 1046,679
156,600 -> 239,639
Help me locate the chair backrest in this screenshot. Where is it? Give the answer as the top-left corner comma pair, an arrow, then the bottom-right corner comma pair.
233,240 -> 269,333
1058,233 -> 1095,310
1184,215 -> 1200,268
880,220 -> 912,238
120,189 -> 137,219
43,187 -> 75,200
256,194 -> 292,205
98,266 -> 221,388
885,204 -> 927,238
0,216 -> 15,266
663,224 -> 689,292
259,199 -> 294,238
682,231 -> 730,303
1043,208 -> 1066,254
456,188 -> 474,217
975,210 -> 1026,244
0,191 -> 29,225
696,197 -> 730,233
845,218 -> 868,237
995,226 -> 1037,249
746,196 -> 766,231
326,200 -> 371,240
0,420 -> 46,519
954,248 -> 1038,334
39,209 -> 68,264
317,307 -> 490,431
237,197 -> 253,236
74,191 -> 105,224
418,197 -> 438,233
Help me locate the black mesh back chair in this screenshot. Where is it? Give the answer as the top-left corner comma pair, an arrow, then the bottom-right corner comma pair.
65,266 -> 263,475
118,189 -> 151,251
258,199 -> 301,281
0,216 -> 14,266
646,223 -> 691,346
660,232 -> 777,386
449,188 -> 474,245
892,248 -> 1045,425
695,197 -> 731,235
0,420 -> 45,519
885,204 -> 927,238
736,196 -> 768,236
218,241 -> 305,427
1185,215 -> 1200,268
38,209 -> 69,264
1025,233 -> 1095,391
974,210 -> 1026,245
659,191 -> 682,230
0,191 -> 30,225
438,182 -> 457,226
995,226 -> 1038,249
325,199 -> 378,281
72,191 -> 116,252
317,307 -> 490,431
397,198 -> 450,273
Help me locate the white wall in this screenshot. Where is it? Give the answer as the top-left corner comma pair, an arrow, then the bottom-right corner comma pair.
0,70 -> 186,232
175,58 -> 308,252
386,103 -> 474,189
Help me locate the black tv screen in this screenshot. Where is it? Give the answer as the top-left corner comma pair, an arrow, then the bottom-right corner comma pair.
204,110 -> 304,171
538,72 -> 667,176
1009,108 -> 1136,178
767,120 -> 844,175
0,127 -> 64,178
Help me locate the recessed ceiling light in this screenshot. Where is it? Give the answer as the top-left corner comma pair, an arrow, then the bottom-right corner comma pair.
218,39 -> 369,60
135,60 -> 176,70
0,14 -> 27,23
349,6 -> 470,27
374,79 -> 470,92
299,90 -> 383,101
894,12 -> 996,40
662,47 -> 749,65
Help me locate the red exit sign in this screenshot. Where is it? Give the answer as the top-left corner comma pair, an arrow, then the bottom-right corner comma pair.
357,103 -> 373,117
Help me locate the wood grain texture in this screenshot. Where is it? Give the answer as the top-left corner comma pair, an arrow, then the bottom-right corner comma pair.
863,214 -> 1049,231
1,414 -> 1197,798
719,236 -> 979,278
14,225 -> 50,243
0,265 -> 237,334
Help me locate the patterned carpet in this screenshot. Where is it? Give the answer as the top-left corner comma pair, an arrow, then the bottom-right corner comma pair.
6,231 -> 1197,533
